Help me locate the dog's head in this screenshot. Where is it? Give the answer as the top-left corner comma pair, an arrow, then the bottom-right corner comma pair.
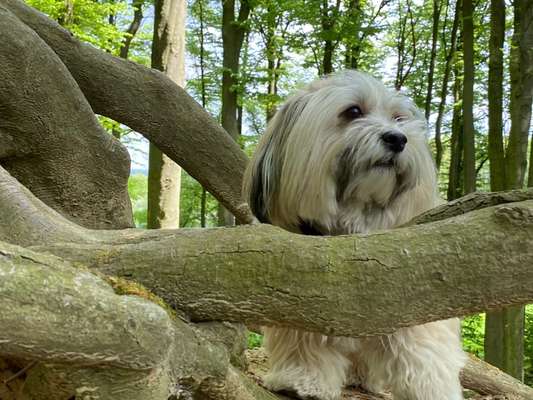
243,71 -> 438,233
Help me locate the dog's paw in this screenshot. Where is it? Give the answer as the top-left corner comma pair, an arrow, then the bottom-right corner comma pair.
264,371 -> 342,400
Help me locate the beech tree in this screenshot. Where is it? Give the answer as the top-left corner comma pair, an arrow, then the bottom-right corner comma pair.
1,1 -> 533,399
485,0 -> 533,380
147,0 -> 187,229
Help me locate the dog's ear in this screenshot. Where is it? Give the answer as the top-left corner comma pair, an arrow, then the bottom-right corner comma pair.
244,93 -> 310,224
246,149 -> 271,223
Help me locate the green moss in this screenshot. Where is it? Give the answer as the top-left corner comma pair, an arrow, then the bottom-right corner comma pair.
104,275 -> 178,319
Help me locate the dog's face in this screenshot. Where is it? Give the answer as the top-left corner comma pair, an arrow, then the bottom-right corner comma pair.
244,71 -> 438,234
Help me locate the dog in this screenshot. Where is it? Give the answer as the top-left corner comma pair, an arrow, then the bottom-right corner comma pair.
243,71 -> 466,400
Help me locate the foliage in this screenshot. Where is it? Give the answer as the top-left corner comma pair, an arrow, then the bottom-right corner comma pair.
179,173 -> 219,227
525,305 -> 533,386
128,173 -> 148,228
104,275 -> 178,319
248,331 -> 264,349
26,0 -> 127,51
462,314 -> 485,358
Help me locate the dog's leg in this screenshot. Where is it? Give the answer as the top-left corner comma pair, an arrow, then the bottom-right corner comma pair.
359,319 -> 466,400
263,327 -> 352,400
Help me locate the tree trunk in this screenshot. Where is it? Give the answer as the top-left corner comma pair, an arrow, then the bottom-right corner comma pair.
119,0 -> 144,59
424,0 -> 442,121
345,0 -> 362,70
487,0 -> 506,192
529,131 -> 533,187
487,0 -> 533,381
505,0 -> 533,190
319,0 -> 341,75
434,0 -> 460,171
448,63 -> 464,200
462,0 -> 476,194
218,0 -> 251,226
199,0 -> 208,227
147,0 -> 186,229
485,308 -> 525,381
263,4 -> 281,122
484,0 -> 509,376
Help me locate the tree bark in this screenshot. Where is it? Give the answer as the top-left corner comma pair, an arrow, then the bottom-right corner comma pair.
424,0 -> 442,121
410,187 -> 533,224
487,0 -> 533,380
119,0 -> 145,59
529,131 -> 533,187
484,0 -> 516,381
0,241 -> 279,400
9,199 -> 530,339
434,0 -> 460,171
218,0 -> 252,226
1,161 -> 532,339
462,0 -> 476,194
461,353 -> 533,399
147,0 -> 186,229
487,0 -> 506,192
485,307 -> 525,381
505,0 -> 533,190
0,4 -> 133,230
2,0 -> 254,225
448,63 -> 464,200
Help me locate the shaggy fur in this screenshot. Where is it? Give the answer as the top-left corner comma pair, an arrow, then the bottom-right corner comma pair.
243,71 -> 466,400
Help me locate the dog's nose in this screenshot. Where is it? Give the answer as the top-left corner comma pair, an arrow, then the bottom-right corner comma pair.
381,131 -> 407,153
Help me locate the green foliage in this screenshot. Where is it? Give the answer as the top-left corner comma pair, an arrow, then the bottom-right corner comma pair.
180,172 -> 219,227
128,174 -> 148,228
525,305 -> 533,386
462,313 -> 485,358
26,0 -> 127,51
248,331 -> 264,349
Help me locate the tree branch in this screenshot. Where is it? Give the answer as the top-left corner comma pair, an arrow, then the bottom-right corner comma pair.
0,5 -> 133,229
1,162 -> 532,338
410,188 -> 533,225
3,0 -> 254,224
461,354 -> 533,399
0,240 -> 281,400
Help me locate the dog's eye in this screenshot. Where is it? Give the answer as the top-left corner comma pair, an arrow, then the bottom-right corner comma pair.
393,114 -> 408,122
340,105 -> 363,120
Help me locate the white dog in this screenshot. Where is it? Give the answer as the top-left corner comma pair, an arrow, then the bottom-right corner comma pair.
243,71 -> 466,400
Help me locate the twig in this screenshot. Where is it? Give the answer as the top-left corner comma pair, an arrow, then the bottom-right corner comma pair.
2,360 -> 37,385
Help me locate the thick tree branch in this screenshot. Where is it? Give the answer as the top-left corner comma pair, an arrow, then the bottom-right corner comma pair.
0,6 -> 133,229
0,241 -> 173,370
1,163 -> 532,338
461,354 -> 533,399
411,188 -> 533,225
0,240 -> 280,400
32,203 -> 533,338
2,0 -> 253,224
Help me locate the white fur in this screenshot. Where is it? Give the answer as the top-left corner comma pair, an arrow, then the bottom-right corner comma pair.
243,71 -> 466,400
